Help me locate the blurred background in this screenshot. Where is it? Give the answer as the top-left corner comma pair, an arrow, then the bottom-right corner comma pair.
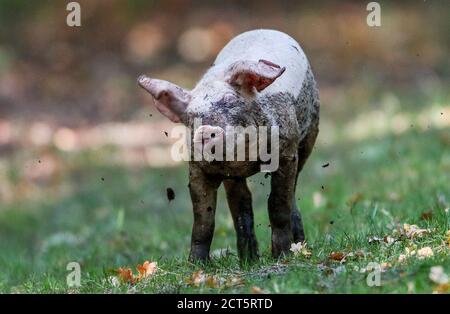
0,0 -> 448,292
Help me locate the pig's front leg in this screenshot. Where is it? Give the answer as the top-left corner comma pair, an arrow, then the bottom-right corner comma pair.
268,156 -> 298,258
188,163 -> 221,262
224,178 -> 259,262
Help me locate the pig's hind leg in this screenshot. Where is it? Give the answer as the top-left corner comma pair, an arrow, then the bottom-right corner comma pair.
291,122 -> 319,243
224,178 -> 259,262
268,155 -> 298,258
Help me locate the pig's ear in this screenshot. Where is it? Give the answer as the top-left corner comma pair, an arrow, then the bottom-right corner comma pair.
138,75 -> 191,123
227,59 -> 286,92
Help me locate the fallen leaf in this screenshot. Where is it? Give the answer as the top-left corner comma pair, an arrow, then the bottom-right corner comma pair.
251,286 -> 267,294
206,276 -> 220,289
290,242 -> 312,258
186,270 -> 222,288
329,252 -> 345,261
117,267 -> 135,284
189,270 -> 207,286
433,283 -> 450,294
355,250 -> 366,258
401,223 -> 430,239
420,211 -> 433,221
417,247 -> 434,259
115,260 -> 159,285
226,276 -> 245,287
137,261 -> 158,280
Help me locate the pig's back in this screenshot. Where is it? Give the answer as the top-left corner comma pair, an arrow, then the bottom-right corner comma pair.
214,29 -> 309,98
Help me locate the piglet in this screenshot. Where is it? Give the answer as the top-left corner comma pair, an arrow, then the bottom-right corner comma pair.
138,29 -> 319,262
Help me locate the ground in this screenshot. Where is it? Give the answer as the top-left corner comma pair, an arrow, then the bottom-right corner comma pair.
0,87 -> 449,294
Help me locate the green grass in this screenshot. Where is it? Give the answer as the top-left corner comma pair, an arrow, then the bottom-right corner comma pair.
0,120 -> 449,293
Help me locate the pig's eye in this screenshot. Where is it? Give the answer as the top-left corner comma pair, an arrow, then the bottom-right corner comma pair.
211,133 -> 216,138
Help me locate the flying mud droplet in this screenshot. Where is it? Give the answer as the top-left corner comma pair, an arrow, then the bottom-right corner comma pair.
166,187 -> 175,202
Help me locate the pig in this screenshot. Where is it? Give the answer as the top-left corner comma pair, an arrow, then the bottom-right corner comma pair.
138,29 -> 319,263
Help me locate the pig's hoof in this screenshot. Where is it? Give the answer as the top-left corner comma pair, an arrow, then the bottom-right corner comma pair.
189,246 -> 210,263
271,233 -> 292,258
238,247 -> 259,264
271,247 -> 291,259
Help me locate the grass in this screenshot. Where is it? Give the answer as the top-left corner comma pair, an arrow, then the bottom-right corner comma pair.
0,96 -> 449,293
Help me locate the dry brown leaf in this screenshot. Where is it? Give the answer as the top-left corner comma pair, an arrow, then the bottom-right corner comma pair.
226,276 -> 245,287
117,267 -> 135,284
433,283 -> 450,294
329,252 -> 345,261
355,250 -> 366,258
402,223 -> 430,239
137,261 -> 158,280
115,260 -> 158,285
206,276 -> 220,289
420,211 -> 433,221
251,286 -> 266,294
186,270 -> 221,288
188,270 -> 207,286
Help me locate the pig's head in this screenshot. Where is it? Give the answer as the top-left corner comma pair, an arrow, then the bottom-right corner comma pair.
138,59 -> 285,161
